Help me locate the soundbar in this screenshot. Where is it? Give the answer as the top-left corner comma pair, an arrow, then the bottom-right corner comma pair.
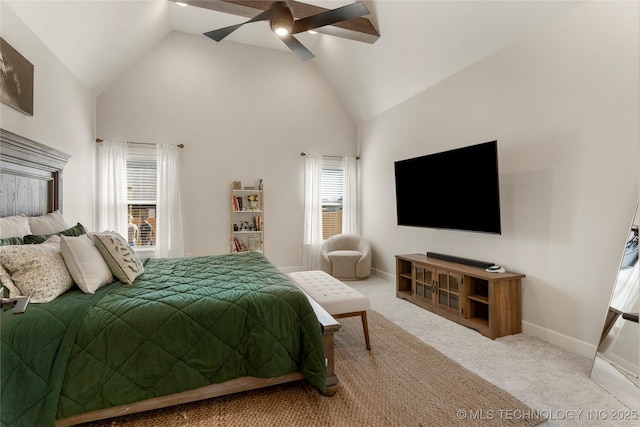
426,252 -> 493,269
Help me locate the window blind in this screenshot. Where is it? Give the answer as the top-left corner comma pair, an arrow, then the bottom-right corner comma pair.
127,153 -> 157,246
127,159 -> 156,204
321,158 -> 344,239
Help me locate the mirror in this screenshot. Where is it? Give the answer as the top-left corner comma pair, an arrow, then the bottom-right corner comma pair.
590,202 -> 639,410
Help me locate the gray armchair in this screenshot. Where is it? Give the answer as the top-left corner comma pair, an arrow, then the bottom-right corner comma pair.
320,234 -> 371,280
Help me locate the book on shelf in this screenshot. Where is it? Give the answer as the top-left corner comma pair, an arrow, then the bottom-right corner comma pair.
254,216 -> 262,231
233,236 -> 249,252
232,195 -> 244,211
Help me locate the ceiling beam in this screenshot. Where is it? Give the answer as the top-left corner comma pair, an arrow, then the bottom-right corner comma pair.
170,0 -> 380,44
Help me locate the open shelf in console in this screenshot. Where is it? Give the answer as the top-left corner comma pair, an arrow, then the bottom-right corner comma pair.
396,256 -> 413,298
466,276 -> 490,327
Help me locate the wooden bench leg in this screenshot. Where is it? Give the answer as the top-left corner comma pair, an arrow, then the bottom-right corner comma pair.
334,311 -> 371,351
360,311 -> 371,351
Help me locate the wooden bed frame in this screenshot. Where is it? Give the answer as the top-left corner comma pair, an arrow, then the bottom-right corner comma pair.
0,128 -> 341,426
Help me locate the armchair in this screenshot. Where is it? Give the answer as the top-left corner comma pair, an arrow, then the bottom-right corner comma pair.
320,234 -> 371,280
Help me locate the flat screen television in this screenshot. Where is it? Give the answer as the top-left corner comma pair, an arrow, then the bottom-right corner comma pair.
394,140 -> 502,234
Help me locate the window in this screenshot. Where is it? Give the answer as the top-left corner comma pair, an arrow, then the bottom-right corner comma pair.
127,149 -> 156,247
322,158 -> 344,239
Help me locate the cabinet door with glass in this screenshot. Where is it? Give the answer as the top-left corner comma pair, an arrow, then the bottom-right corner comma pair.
436,270 -> 463,315
413,264 -> 436,306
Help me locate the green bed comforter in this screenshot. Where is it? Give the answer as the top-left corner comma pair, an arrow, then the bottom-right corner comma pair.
1,252 -> 326,427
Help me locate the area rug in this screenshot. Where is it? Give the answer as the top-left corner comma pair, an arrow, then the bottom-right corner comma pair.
79,310 -> 544,426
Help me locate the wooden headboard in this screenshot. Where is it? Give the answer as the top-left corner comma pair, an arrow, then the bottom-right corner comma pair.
0,129 -> 70,217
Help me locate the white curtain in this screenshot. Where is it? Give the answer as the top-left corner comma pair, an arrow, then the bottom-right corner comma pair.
97,140 -> 128,237
155,144 -> 184,258
302,154 -> 323,270
342,156 -> 359,235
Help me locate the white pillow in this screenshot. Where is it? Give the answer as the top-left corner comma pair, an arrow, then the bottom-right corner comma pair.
27,210 -> 70,235
0,214 -> 31,239
92,232 -> 144,284
60,234 -> 114,294
0,236 -> 74,303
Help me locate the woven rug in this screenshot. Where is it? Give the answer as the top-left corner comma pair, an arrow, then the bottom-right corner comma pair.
79,311 -> 544,426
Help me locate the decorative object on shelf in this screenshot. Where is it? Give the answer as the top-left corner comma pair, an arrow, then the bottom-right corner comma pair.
258,179 -> 263,190
247,235 -> 259,251
0,37 -> 34,116
233,181 -> 242,190
247,194 -> 258,210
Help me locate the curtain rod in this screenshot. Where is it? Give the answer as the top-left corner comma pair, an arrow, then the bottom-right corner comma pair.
300,152 -> 360,160
96,138 -> 184,149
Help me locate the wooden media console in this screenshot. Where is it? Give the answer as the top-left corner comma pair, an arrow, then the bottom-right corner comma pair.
396,254 -> 525,339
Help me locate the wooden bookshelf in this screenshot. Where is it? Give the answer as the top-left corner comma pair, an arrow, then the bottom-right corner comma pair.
231,182 -> 264,253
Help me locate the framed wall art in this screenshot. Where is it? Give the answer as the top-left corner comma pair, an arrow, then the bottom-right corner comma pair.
1,37 -> 34,116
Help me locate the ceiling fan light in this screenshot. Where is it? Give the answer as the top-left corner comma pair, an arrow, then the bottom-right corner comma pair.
271,21 -> 292,36
269,1 -> 293,37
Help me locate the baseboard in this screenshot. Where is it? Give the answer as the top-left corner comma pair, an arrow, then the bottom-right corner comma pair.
522,320 -> 597,359
601,352 -> 640,377
280,266 -> 394,281
371,267 -> 394,282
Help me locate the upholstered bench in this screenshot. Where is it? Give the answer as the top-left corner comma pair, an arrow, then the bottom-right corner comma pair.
288,270 -> 371,350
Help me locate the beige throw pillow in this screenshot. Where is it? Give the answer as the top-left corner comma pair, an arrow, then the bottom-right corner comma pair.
27,210 -> 70,235
92,232 -> 144,284
60,234 -> 114,294
0,214 -> 31,239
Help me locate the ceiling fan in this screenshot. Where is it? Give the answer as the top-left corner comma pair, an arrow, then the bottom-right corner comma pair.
203,1 -> 371,61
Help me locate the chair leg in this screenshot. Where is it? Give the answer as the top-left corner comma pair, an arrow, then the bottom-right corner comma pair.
360,311 -> 371,351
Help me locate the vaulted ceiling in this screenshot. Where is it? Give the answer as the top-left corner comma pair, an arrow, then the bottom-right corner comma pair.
4,0 -> 582,122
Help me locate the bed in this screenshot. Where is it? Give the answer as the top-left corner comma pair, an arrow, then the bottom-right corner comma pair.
0,129 -> 341,427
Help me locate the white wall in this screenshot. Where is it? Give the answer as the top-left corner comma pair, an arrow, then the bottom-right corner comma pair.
0,1 -> 96,229
96,31 -> 357,267
360,1 -> 639,357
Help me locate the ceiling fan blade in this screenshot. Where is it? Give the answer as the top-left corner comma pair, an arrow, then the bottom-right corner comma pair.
203,23 -> 246,42
279,34 -> 315,61
292,2 -> 369,34
203,8 -> 277,42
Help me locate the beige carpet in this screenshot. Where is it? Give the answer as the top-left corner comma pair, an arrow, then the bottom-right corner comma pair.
80,311 -> 544,426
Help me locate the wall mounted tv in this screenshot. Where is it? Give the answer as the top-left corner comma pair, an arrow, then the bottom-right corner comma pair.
394,140 -> 502,234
